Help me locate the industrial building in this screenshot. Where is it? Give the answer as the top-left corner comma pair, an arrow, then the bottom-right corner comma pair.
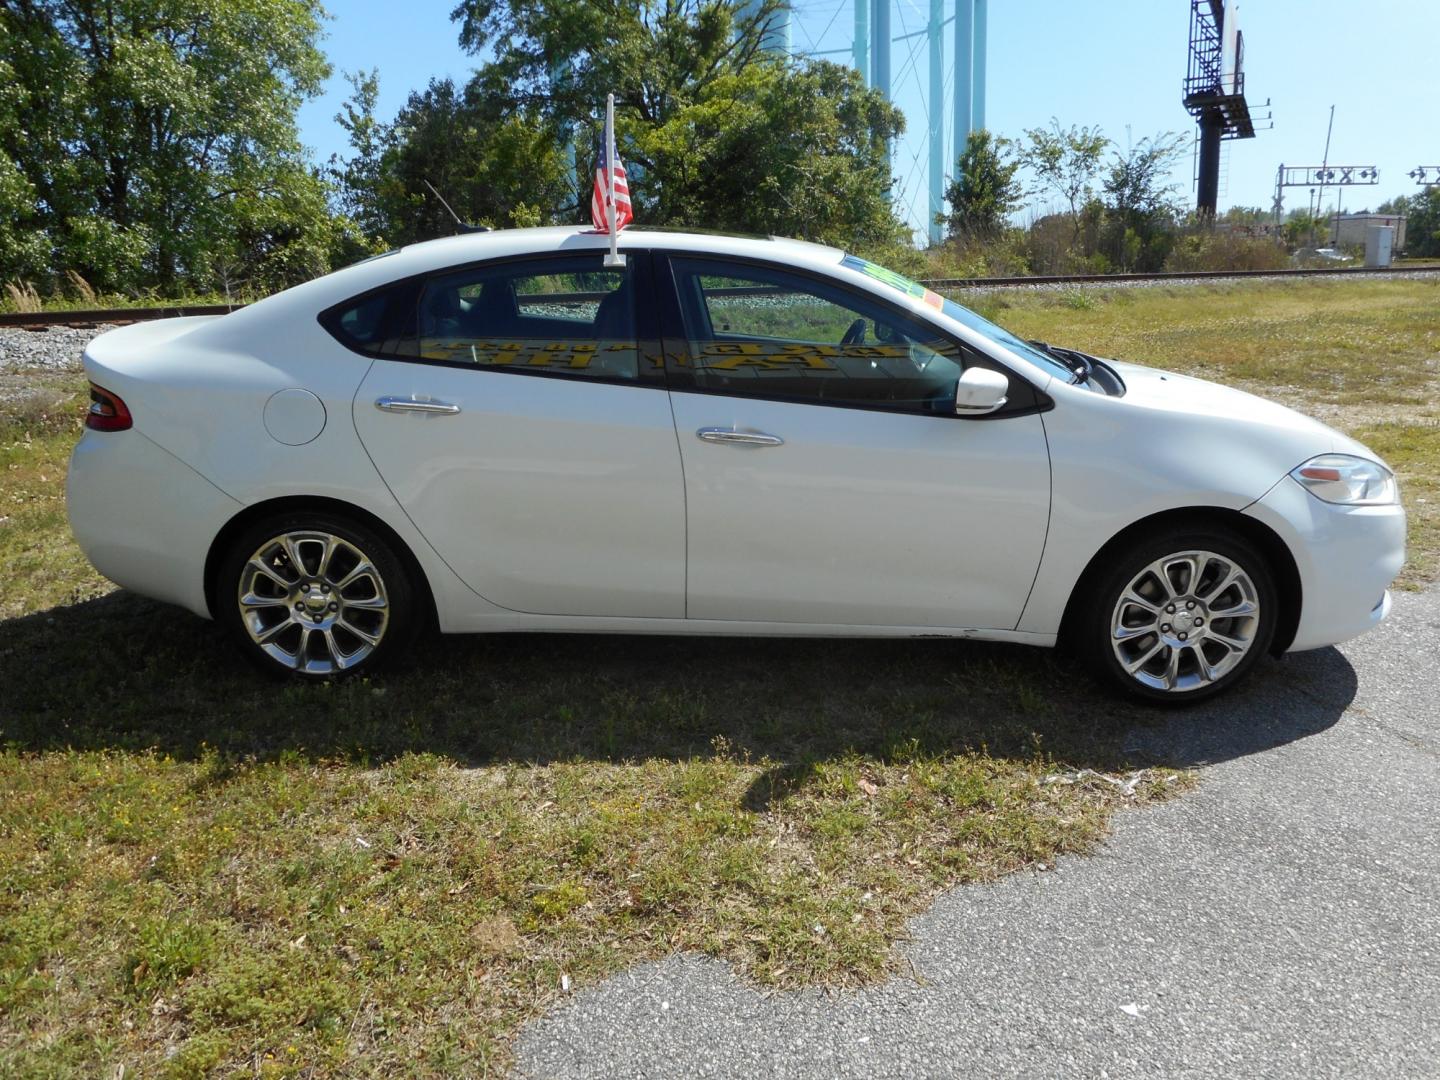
1330,213 -> 1407,251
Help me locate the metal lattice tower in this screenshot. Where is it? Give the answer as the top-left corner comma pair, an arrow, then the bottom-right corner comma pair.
787,0 -> 988,243
858,0 -> 987,243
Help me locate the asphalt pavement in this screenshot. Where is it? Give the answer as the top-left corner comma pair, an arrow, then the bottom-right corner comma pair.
513,587 -> 1440,1079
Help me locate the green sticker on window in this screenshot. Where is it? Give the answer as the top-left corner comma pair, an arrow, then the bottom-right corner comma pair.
842,255 -> 944,309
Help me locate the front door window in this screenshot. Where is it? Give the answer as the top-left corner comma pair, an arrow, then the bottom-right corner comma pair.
668,258 -> 970,414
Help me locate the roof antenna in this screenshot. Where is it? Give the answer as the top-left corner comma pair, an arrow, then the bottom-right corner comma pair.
421,178 -> 490,234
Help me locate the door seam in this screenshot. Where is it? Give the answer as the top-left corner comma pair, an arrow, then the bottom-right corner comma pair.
1012,407 -> 1056,632
665,388 -> 691,619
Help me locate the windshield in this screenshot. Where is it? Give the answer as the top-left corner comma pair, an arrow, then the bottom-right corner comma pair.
839,255 -> 1074,382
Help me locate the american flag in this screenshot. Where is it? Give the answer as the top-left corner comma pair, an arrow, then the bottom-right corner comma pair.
591,115 -> 632,234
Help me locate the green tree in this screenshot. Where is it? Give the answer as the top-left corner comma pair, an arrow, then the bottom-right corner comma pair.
1375,194 -> 1410,216
0,56 -> 50,285
1283,207 -> 1326,247
452,0 -> 788,129
629,60 -> 905,248
433,0 -> 906,249
1100,132 -> 1185,271
940,129 -> 1024,242
1103,133 -> 1185,221
1402,186 -> 1440,256
368,78 -> 575,246
1222,206 -> 1272,226
0,0 -> 338,296
327,69 -> 390,245
1019,119 -> 1109,244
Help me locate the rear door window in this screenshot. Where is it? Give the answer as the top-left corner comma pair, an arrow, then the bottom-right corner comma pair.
415,257 -> 642,381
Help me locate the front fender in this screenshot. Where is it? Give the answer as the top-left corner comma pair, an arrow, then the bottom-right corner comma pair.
1015,384 -> 1331,636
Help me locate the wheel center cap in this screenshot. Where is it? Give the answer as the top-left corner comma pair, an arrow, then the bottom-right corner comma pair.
1173,610 -> 1195,631
303,587 -> 328,612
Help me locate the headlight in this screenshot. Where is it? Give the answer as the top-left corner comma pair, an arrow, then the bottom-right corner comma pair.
1290,454 -> 1398,506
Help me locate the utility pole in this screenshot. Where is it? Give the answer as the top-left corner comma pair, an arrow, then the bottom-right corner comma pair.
1315,104 -> 1335,246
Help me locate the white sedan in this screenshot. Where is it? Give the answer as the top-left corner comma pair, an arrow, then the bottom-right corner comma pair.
67,228 -> 1405,701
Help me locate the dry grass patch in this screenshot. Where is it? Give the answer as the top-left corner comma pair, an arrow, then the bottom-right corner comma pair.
966,278 -> 1440,408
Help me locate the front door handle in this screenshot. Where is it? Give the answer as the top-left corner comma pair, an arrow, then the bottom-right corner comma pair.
375,397 -> 461,415
696,427 -> 784,447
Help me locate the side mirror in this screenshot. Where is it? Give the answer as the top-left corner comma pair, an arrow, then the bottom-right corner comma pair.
954,367 -> 1009,416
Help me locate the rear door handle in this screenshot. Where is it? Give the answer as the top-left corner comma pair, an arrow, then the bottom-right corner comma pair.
696,427 -> 784,447
375,397 -> 461,415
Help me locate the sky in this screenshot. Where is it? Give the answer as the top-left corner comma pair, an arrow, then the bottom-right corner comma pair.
298,0 -> 1440,240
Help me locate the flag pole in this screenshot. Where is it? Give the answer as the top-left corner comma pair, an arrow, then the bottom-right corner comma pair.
604,92 -> 625,267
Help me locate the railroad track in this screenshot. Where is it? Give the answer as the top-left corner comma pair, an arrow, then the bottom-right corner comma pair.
0,303 -> 238,331
917,263 -> 1440,289
4,264 -> 1439,331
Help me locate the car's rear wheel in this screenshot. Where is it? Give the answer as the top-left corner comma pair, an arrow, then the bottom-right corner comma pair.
1080,527 -> 1277,703
219,512 -> 417,677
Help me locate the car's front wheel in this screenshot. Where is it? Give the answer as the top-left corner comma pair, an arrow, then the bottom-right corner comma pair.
1080,527 -> 1277,703
218,512 -> 418,677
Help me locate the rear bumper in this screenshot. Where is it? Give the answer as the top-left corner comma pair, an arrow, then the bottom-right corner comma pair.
1244,476 -> 1406,652
67,429 -> 241,619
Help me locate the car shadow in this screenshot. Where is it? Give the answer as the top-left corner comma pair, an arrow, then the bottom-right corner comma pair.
0,592 -> 1357,784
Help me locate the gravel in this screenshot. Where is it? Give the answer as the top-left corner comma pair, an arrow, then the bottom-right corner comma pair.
0,324 -> 114,375
513,587 -> 1440,1079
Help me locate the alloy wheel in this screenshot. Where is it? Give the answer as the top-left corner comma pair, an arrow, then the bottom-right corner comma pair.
237,530 -> 390,675
1109,549 -> 1261,693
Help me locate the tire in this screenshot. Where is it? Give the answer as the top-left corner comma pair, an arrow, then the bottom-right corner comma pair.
217,510 -> 420,678
1078,526 -> 1277,704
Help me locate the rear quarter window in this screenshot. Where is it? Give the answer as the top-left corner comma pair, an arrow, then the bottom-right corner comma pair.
320,281 -> 420,356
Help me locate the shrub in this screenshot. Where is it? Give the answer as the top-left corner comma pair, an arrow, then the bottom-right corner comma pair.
2,281 -> 41,312
1164,233 -> 1288,273
924,231 -> 1031,280
65,270 -> 97,304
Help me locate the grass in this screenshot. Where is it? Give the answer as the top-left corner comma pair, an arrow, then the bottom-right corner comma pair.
0,374 -> 110,619
1346,422 -> 1440,585
1,277 -> 1437,1075
969,277 -> 1440,410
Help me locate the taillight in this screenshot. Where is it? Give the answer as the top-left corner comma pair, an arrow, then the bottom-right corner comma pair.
86,383 -> 133,431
